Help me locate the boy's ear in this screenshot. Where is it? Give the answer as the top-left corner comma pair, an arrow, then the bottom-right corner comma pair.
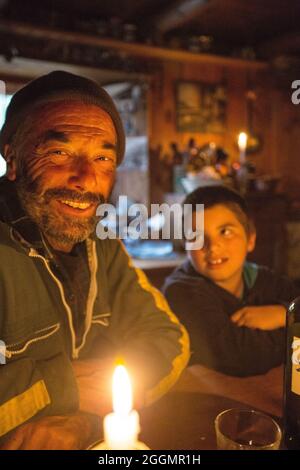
4,144 -> 17,181
247,229 -> 256,253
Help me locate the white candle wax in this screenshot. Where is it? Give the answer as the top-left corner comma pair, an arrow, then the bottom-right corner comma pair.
238,132 -> 248,164
102,365 -> 141,450
104,409 -> 140,450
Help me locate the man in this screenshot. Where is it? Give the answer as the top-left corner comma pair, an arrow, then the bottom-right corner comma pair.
0,71 -> 189,449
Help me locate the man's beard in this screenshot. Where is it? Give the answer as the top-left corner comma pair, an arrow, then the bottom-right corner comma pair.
15,172 -> 106,246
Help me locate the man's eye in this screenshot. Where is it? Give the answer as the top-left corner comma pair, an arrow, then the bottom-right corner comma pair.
48,150 -> 68,156
95,156 -> 116,168
95,156 -> 110,161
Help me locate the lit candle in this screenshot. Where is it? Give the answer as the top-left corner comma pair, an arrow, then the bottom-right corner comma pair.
238,132 -> 248,164
103,365 -> 140,450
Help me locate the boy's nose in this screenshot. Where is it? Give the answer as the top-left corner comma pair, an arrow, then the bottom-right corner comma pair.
206,238 -> 223,254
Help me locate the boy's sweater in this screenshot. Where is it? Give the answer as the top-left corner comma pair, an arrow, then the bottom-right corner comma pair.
163,260 -> 299,376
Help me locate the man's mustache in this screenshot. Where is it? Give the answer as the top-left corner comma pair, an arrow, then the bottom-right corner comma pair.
43,188 -> 105,205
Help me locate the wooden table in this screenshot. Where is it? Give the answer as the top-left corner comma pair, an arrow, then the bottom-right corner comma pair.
139,365 -> 283,450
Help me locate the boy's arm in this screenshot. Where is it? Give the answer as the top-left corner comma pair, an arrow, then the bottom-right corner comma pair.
231,305 -> 286,330
232,270 -> 300,330
164,281 -> 284,377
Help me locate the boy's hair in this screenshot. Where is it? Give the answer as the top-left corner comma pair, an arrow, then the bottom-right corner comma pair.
183,184 -> 254,236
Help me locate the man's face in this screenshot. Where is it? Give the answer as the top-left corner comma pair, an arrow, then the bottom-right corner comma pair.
7,100 -> 117,249
188,204 -> 255,290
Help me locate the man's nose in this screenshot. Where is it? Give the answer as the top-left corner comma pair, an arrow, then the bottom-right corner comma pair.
68,158 -> 97,192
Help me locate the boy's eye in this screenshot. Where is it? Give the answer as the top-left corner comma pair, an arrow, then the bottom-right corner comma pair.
221,227 -> 232,236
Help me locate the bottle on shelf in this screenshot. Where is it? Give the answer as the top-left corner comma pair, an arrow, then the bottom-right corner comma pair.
170,142 -> 185,193
284,297 -> 300,449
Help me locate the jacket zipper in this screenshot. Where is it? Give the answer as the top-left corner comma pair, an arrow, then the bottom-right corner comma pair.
76,239 -> 98,355
28,248 -> 78,359
5,323 -> 60,358
28,239 -> 99,359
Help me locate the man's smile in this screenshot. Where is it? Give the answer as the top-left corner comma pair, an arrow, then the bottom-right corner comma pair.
59,199 -> 93,210
54,198 -> 97,217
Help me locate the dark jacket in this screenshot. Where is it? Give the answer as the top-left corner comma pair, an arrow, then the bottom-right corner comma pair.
0,177 -> 190,439
163,259 -> 299,377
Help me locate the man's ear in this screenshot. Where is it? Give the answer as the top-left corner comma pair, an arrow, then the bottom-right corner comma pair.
247,229 -> 256,253
4,144 -> 17,181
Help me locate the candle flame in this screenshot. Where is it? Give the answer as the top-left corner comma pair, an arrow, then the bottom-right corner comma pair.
112,365 -> 132,415
238,132 -> 248,150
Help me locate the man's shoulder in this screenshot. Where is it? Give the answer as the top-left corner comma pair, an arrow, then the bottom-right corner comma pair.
94,236 -> 132,267
0,220 -> 15,246
0,221 -> 32,274
94,236 -> 126,253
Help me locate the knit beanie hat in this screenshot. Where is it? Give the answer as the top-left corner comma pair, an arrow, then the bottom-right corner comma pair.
0,70 -> 125,165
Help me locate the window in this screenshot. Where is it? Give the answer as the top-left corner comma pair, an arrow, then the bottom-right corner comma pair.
104,81 -> 149,208
0,92 -> 12,176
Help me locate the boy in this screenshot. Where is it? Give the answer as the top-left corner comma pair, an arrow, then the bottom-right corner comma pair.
163,185 -> 299,376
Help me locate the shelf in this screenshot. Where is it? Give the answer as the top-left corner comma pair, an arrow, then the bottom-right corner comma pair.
0,20 -> 268,70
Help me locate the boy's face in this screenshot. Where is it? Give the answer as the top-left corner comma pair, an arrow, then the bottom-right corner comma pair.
188,204 -> 256,292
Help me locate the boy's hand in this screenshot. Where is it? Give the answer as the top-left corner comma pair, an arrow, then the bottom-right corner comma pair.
231,305 -> 286,330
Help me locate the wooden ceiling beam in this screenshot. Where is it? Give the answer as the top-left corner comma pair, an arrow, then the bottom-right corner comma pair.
0,56 -> 148,85
0,20 -> 268,69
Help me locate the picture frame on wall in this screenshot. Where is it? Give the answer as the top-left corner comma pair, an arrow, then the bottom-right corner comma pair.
176,81 -> 227,133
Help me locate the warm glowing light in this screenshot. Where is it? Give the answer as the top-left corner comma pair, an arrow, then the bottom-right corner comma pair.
112,365 -> 132,415
238,132 -> 248,151
103,365 -> 140,450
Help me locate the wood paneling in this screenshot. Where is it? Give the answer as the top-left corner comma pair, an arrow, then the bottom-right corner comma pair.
148,61 -> 300,203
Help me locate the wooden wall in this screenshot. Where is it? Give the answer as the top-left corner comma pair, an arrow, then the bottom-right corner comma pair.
1,56 -> 300,206
148,61 -> 300,204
